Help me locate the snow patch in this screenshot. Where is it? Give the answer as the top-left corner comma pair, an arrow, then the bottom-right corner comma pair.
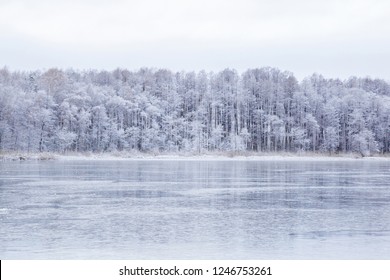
56,153 -> 390,161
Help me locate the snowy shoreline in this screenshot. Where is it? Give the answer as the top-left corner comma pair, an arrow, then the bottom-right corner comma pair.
56,154 -> 390,161
1,152 -> 390,162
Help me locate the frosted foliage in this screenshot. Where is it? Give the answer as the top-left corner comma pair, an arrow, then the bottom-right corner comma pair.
0,67 -> 389,155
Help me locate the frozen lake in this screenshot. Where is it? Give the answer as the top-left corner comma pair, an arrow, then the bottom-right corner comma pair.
1,159 -> 390,259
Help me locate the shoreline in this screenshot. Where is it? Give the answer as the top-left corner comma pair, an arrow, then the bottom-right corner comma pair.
1,152 -> 390,162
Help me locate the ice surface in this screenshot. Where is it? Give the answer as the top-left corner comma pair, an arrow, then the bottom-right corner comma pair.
1,160 -> 389,259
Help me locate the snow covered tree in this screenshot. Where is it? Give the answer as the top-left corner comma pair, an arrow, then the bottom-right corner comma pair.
0,66 -> 389,156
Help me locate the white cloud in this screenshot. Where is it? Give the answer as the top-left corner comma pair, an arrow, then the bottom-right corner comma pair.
1,0 -> 390,79
1,0 -> 388,45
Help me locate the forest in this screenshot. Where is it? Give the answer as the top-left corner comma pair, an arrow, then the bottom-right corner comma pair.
0,66 -> 389,156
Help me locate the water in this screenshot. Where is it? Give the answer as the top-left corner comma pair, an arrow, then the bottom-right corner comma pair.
1,159 -> 390,259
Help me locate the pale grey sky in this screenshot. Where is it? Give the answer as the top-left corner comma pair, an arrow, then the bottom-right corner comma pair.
1,0 -> 389,80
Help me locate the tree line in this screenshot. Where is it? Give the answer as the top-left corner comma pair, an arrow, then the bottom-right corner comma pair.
0,67 -> 389,155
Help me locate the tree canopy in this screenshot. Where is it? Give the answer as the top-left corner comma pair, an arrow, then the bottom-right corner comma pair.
1,67 -> 389,156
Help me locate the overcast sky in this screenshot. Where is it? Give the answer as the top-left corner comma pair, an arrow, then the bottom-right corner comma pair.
1,0 -> 389,80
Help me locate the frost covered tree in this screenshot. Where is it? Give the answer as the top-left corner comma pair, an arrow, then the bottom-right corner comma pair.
0,66 -> 389,155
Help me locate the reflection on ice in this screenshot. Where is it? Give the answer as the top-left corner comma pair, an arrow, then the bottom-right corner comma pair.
0,159 -> 389,259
